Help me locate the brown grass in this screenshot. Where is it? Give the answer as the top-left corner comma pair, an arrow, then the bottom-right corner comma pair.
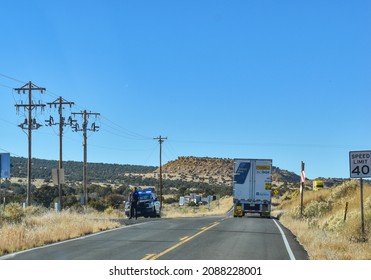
162,196 -> 233,218
275,180 -> 371,259
0,208 -> 121,256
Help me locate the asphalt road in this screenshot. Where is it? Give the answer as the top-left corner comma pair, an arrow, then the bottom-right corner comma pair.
1,215 -> 308,260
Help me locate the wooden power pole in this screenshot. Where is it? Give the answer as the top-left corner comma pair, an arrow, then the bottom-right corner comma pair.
14,81 -> 46,207
71,110 -> 100,208
46,97 -> 75,211
154,135 -> 167,211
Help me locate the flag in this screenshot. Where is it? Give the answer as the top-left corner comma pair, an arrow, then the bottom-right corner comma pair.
300,169 -> 306,183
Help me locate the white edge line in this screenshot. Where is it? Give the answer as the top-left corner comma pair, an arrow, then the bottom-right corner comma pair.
272,219 -> 296,260
0,222 -> 148,260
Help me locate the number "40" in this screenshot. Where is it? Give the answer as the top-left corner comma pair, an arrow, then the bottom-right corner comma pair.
352,165 -> 370,176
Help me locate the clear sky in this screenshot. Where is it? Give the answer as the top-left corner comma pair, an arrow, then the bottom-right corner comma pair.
1,0 -> 370,179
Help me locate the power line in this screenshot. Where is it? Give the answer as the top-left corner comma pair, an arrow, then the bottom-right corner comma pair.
0,72 -> 26,84
100,115 -> 152,140
0,147 -> 22,158
0,83 -> 13,89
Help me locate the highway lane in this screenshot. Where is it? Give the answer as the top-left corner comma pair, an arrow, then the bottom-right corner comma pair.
1,215 -> 308,260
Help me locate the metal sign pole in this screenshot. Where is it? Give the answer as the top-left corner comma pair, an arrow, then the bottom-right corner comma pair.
360,178 -> 365,239
349,151 -> 368,241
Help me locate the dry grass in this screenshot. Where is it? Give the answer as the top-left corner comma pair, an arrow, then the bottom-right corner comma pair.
161,196 -> 233,218
275,180 -> 371,259
0,207 -> 121,256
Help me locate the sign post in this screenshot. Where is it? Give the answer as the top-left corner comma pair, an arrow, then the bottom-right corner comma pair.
349,150 -> 371,240
0,153 -> 11,179
0,153 -> 11,211
300,161 -> 305,216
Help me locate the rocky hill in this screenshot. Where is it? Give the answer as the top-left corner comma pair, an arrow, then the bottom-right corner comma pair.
154,156 -> 301,187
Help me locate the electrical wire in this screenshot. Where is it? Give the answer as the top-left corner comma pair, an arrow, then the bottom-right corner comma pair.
99,114 -> 152,141
2,72 -> 181,163
0,83 -> 13,89
0,147 -> 23,158
0,72 -> 26,84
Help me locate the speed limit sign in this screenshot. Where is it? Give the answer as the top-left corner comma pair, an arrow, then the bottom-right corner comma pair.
349,150 -> 371,178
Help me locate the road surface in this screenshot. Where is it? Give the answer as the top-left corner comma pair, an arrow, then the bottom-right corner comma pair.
1,215 -> 308,260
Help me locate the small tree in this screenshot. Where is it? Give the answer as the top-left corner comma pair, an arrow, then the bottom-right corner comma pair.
104,194 -> 125,209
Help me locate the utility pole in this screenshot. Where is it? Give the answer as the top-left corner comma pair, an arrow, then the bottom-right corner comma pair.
154,135 -> 167,211
71,110 -> 100,208
14,81 -> 46,207
46,97 -> 75,211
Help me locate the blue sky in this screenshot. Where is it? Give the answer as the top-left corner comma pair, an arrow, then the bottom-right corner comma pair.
1,0 -> 370,179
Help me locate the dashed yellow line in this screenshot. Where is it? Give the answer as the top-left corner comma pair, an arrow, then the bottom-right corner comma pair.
144,222 -> 220,260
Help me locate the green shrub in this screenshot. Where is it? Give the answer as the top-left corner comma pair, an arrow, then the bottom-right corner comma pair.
188,201 -> 198,207
322,213 -> 346,234
4,203 -> 25,223
329,181 -> 357,203
304,201 -> 331,219
88,198 -> 107,212
104,206 -> 114,215
163,197 -> 178,204
287,206 -> 302,220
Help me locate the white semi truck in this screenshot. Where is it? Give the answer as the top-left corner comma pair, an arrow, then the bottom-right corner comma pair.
233,159 -> 272,218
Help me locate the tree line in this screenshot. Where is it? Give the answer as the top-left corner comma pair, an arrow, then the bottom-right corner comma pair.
1,157 -> 232,211
10,157 -> 157,181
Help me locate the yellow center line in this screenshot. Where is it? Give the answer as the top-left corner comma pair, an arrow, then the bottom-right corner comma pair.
179,236 -> 189,241
147,222 -> 220,260
142,254 -> 156,260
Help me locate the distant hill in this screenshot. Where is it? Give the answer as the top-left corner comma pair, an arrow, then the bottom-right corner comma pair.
10,157 -> 157,182
155,156 -> 347,189
9,156 -> 346,189
154,156 -> 300,187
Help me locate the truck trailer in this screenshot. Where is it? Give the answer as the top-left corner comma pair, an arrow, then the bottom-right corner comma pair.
233,159 -> 272,218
